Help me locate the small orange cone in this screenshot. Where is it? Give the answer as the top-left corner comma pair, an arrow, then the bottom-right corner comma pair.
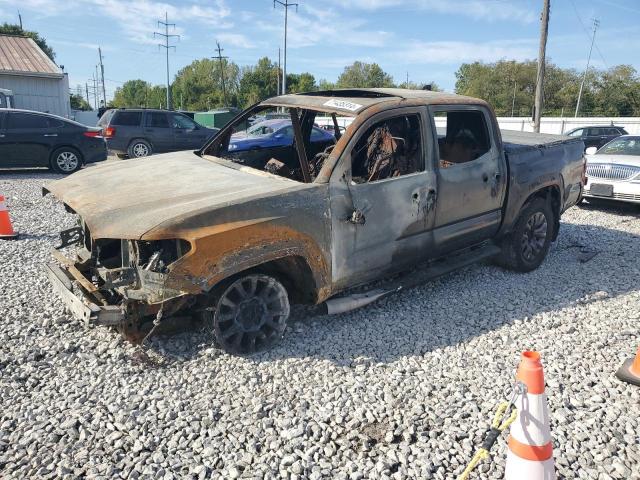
616,346 -> 640,387
505,351 -> 555,479
0,195 -> 18,240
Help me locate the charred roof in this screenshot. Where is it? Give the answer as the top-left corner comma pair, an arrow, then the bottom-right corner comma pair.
261,88 -> 488,116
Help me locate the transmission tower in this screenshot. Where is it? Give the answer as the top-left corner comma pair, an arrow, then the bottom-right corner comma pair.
154,12 -> 180,110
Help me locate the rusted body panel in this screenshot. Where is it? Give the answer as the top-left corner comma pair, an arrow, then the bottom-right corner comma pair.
43,88 -> 585,340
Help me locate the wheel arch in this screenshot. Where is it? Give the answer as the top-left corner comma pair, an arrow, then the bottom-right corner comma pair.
520,185 -> 561,240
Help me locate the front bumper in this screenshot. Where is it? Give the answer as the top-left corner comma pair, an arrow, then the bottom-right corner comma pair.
584,179 -> 640,204
45,262 -> 124,326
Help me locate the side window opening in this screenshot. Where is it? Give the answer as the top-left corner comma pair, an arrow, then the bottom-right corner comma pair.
146,112 -> 169,128
206,106 -> 337,182
350,114 -> 423,184
434,110 -> 491,169
112,111 -> 142,126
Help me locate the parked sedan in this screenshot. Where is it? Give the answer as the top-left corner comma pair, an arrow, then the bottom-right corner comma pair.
566,125 -> 628,150
0,109 -> 107,173
583,136 -> 640,204
228,119 -> 335,170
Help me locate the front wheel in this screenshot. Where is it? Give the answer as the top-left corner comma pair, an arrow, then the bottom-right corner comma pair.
50,147 -> 82,173
200,274 -> 290,355
495,197 -> 555,272
127,139 -> 152,158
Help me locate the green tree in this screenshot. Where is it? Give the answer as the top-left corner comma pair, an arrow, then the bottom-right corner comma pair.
238,57 -> 279,107
111,80 -> 154,108
593,65 -> 640,116
286,72 -> 317,93
336,62 -> 394,88
70,93 -> 91,111
397,80 -> 442,91
172,58 -> 241,110
0,23 -> 55,61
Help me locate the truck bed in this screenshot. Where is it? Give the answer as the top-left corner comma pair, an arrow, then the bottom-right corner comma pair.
501,129 -> 583,153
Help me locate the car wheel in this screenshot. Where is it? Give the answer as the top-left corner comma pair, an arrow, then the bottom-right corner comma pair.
50,147 -> 82,174
200,274 -> 290,355
495,197 -> 554,272
127,139 -> 152,158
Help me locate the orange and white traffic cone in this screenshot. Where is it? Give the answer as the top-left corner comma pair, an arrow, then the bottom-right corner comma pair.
505,351 -> 555,479
0,195 -> 18,240
616,346 -> 640,387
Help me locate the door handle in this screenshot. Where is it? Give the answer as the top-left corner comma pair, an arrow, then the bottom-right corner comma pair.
43,133 -> 58,137
347,209 -> 366,225
494,172 -> 502,180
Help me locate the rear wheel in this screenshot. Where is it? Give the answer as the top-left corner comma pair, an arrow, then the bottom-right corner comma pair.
495,197 -> 554,272
127,139 -> 152,158
200,274 -> 290,355
50,147 -> 82,174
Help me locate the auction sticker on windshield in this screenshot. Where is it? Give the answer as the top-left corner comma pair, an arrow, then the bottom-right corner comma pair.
323,99 -> 363,112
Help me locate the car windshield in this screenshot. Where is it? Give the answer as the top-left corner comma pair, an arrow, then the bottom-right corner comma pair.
598,137 -> 640,155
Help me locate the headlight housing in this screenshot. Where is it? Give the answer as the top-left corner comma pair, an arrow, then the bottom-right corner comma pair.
128,239 -> 192,273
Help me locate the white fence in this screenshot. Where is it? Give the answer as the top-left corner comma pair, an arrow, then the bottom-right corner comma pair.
316,115 -> 640,136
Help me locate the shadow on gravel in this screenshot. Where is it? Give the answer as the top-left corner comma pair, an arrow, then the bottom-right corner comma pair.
578,198 -> 640,217
0,168 -> 61,178
140,216 -> 640,365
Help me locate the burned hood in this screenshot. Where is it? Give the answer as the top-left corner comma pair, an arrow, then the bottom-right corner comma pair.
44,151 -> 304,240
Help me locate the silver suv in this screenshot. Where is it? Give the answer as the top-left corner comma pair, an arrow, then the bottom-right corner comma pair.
98,109 -> 218,158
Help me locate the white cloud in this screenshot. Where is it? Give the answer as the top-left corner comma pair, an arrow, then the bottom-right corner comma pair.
398,39 -> 537,64
216,32 -> 254,49
326,0 -> 536,23
260,4 -> 393,49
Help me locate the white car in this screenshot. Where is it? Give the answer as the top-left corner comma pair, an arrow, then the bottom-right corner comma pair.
583,135 -> 640,204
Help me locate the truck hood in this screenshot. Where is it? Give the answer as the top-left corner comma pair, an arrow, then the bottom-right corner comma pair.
44,151 -> 303,240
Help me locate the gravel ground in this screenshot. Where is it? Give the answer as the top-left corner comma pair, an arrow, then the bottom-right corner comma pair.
1,171 -> 639,480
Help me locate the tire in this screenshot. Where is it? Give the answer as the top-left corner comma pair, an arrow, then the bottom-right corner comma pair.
50,147 -> 82,174
127,139 -> 152,158
199,274 -> 290,355
495,197 -> 555,272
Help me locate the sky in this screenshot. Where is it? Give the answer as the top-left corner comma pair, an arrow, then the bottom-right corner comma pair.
0,0 -> 638,102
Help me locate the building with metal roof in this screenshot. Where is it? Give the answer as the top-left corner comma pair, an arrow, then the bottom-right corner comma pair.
0,34 -> 71,117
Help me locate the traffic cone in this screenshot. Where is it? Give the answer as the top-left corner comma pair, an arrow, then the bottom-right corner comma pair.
616,346 -> 640,387
505,351 -> 555,479
0,195 -> 18,240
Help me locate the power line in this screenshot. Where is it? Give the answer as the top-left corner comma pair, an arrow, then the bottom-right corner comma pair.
274,0 -> 298,95
575,18 -> 599,117
533,0 -> 550,133
154,12 -> 180,110
213,41 -> 229,106
98,47 -> 107,105
568,0 -> 607,68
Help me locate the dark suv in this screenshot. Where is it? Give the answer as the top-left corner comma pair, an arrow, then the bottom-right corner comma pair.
98,109 -> 218,158
565,125 -> 628,150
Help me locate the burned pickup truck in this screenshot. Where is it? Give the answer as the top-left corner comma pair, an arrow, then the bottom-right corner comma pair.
44,89 -> 585,354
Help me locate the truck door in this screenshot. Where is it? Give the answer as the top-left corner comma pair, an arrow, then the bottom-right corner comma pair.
329,108 -> 437,288
144,112 -> 172,152
429,106 -> 507,253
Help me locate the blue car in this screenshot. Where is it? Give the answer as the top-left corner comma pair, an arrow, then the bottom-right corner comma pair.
229,119 -> 335,152
226,119 -> 336,172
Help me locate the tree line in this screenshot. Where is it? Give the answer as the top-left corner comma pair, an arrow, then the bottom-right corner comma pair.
110,58 -> 439,111
455,60 -> 640,117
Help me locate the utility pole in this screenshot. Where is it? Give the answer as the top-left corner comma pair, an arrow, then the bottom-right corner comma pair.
18,11 -> 22,29
406,72 -> 409,88
274,0 -> 298,95
511,80 -> 517,117
154,12 -> 179,110
90,72 -> 97,109
94,67 -> 100,107
277,47 -> 281,95
98,47 -> 107,107
213,41 -> 229,106
575,18 -> 599,117
533,0 -> 550,133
